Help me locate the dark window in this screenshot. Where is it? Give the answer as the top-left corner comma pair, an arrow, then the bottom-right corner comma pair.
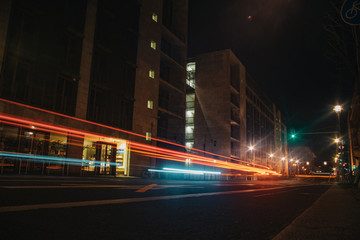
1,57 -> 30,101
162,0 -> 173,30
160,62 -> 171,82
55,75 -> 78,115
87,0 -> 139,129
0,0 -> 86,114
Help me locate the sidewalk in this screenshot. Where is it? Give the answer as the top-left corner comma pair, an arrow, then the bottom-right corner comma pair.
273,183 -> 360,240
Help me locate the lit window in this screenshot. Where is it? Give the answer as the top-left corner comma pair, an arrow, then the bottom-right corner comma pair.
147,100 -> 153,109
146,132 -> 152,141
152,13 -> 158,22
149,70 -> 155,79
186,110 -> 194,117
185,142 -> 194,148
185,126 -> 194,134
150,40 -> 156,50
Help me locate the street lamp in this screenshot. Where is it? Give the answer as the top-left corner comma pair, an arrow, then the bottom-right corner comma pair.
333,104 -> 343,180
248,146 -> 255,166
333,105 -> 342,113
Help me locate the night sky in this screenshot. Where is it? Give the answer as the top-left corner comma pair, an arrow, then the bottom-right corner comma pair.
188,0 -> 354,163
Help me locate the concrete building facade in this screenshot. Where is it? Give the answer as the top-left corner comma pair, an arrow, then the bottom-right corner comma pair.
0,0 -> 188,177
186,50 -> 288,174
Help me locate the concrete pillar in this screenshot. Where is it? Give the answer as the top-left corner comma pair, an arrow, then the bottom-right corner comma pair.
75,0 -> 97,119
0,0 -> 12,73
67,135 -> 84,176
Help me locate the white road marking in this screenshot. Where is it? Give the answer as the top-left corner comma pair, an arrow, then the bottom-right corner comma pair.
0,186 -> 284,213
0,180 -> 96,182
0,184 -> 143,189
0,184 -> 205,190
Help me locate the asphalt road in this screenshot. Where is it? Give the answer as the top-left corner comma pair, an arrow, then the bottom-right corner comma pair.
0,176 -> 332,240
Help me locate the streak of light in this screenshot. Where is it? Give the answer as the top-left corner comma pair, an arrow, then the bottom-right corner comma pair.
295,175 -> 335,178
148,169 -> 204,175
0,113 -> 280,175
0,186 -> 285,213
130,142 -> 280,175
0,151 -> 119,168
163,167 -> 221,175
0,99 -> 271,169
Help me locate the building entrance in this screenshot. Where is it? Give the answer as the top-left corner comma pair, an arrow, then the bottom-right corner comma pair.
18,129 -> 49,174
95,142 -> 116,175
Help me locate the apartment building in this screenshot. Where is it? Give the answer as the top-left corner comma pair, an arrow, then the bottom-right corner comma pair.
186,50 -> 288,174
0,0 -> 188,177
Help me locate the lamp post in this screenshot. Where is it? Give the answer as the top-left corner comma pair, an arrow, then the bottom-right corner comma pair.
333,105 -> 342,180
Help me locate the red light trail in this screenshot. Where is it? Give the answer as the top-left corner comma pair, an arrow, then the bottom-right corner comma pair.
0,99 -> 280,175
0,98 -> 271,169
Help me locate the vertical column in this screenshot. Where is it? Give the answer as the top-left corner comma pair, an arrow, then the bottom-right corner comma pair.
75,0 -> 98,119
0,0 -> 12,73
239,63 -> 247,161
283,125 -> 289,176
67,135 -> 84,176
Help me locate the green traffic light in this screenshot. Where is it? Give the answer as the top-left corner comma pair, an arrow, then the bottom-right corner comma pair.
291,134 -> 295,138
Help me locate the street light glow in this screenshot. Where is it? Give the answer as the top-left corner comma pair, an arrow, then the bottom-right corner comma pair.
333,105 -> 342,113
249,146 -> 255,151
269,154 -> 274,158
334,138 -> 340,143
281,157 -> 285,161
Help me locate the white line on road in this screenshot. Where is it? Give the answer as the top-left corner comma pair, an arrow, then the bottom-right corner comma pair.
0,186 -> 284,213
0,180 -> 96,182
0,184 -> 143,189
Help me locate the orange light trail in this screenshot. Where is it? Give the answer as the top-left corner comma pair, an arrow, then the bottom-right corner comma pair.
129,142 -> 279,175
295,175 -> 335,178
0,98 -> 270,169
0,112 -> 280,175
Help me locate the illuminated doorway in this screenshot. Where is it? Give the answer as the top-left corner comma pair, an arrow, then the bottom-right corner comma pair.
95,142 -> 116,175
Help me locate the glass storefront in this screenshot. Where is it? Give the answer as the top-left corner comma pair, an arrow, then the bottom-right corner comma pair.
81,137 -> 129,176
0,122 -> 129,176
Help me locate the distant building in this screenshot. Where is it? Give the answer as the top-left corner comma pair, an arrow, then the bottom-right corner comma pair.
185,50 -> 288,174
348,85 -> 360,172
0,0 -> 188,177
